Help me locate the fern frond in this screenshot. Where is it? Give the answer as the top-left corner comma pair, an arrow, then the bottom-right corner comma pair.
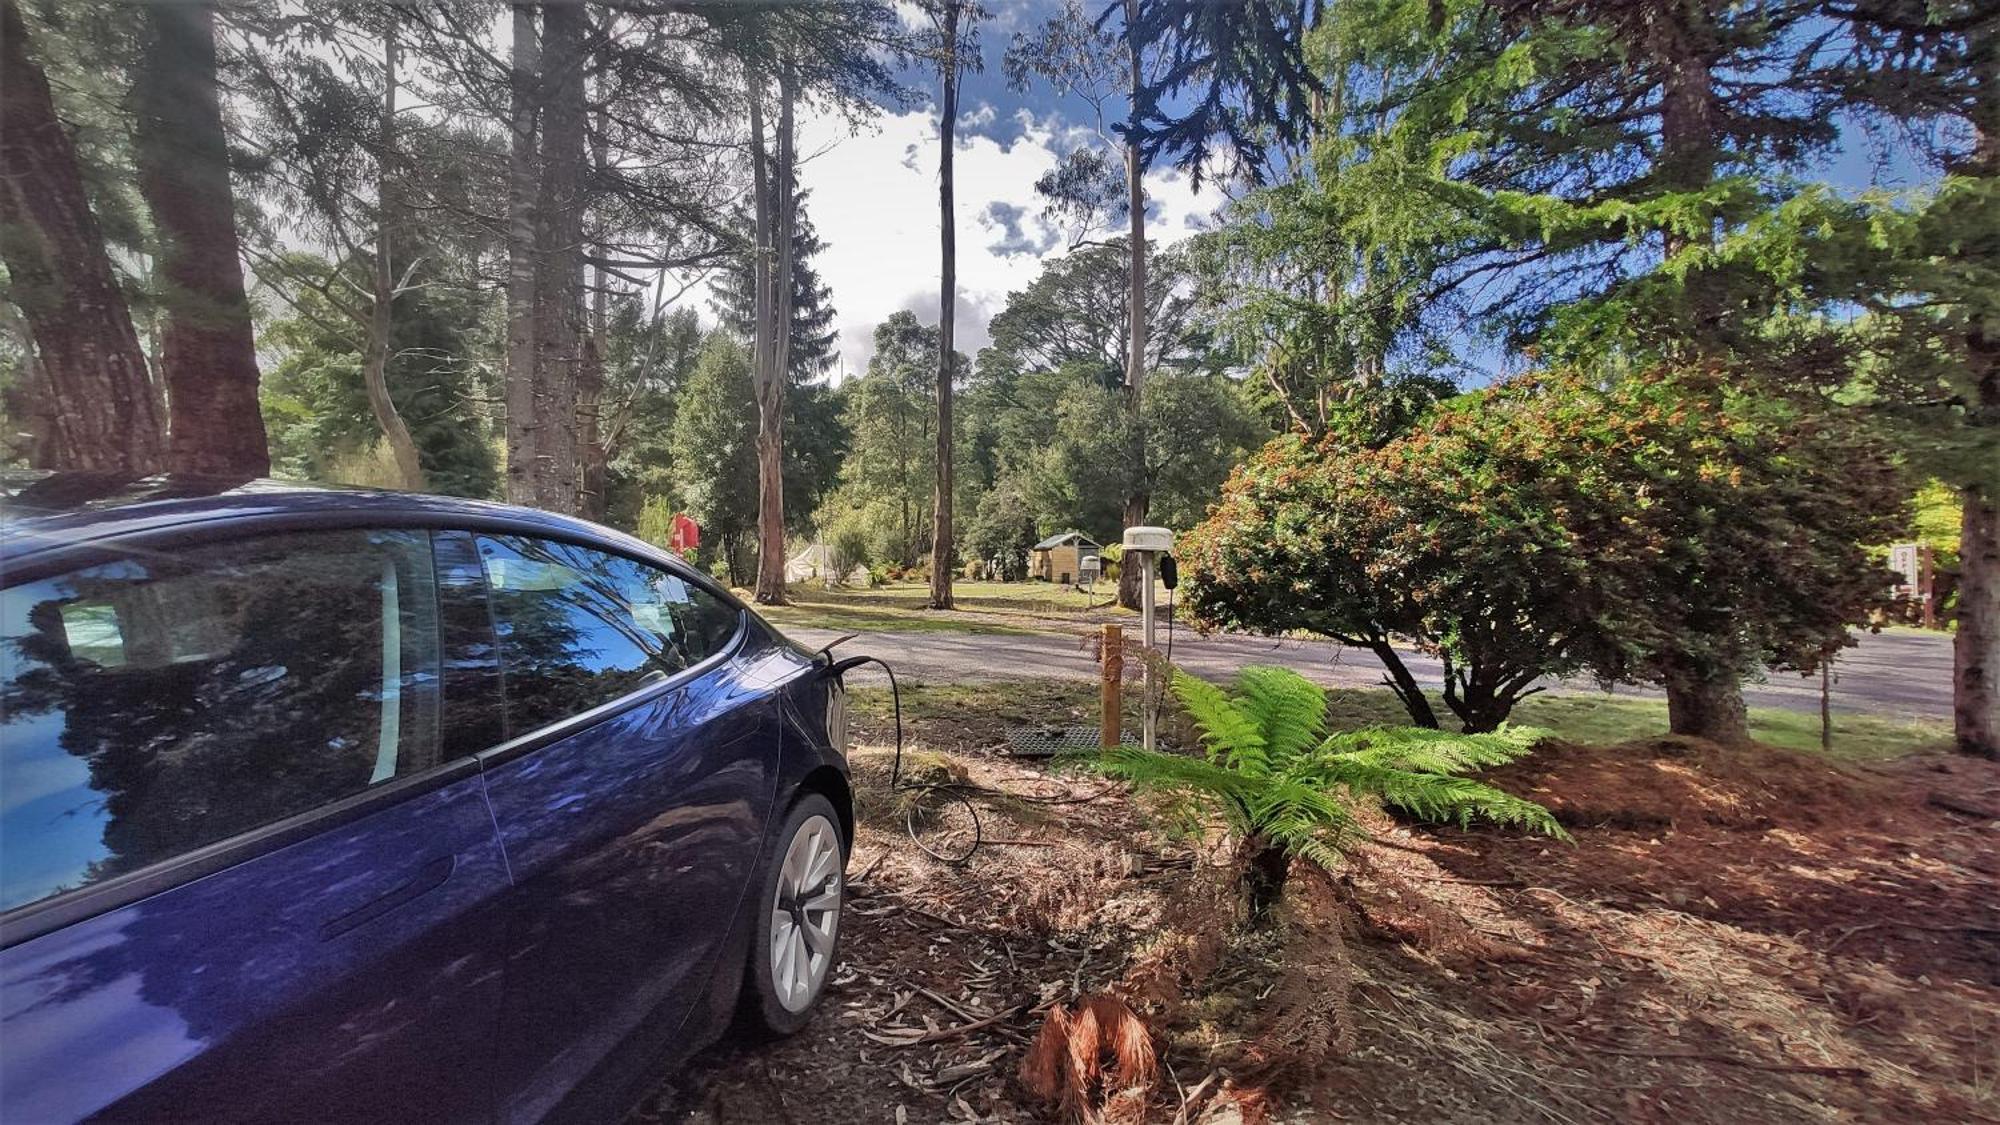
1323,724 -> 1549,776
1111,665 -> 1565,906
1233,666 -> 1329,767
1100,745 -> 1264,835
1318,758 -> 1570,840
1171,669 -> 1268,773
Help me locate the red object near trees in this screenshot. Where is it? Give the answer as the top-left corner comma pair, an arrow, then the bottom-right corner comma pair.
668,513 -> 701,554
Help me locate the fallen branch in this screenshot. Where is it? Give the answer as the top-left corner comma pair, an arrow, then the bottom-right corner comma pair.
1927,791 -> 2000,820
1575,1043 -> 1867,1080
1404,873 -> 1526,888
861,1004 -> 1025,1047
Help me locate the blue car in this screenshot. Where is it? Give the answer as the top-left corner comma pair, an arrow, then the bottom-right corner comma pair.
0,474 -> 853,1123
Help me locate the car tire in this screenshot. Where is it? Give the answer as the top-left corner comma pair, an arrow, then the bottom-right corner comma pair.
743,792 -> 846,1036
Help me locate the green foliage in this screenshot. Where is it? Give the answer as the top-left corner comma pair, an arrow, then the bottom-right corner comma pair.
1183,369 -> 1910,732
670,334 -> 760,584
709,182 -> 840,384
962,478 -> 1037,580
1101,666 -> 1563,878
827,522 -> 872,586
600,305 -> 703,530
817,311 -> 951,568
259,252 -> 498,498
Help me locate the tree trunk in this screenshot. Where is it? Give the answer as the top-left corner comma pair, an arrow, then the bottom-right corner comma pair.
1116,0 -> 1150,611
578,106 -> 611,521
132,1 -> 269,478
364,12 -> 425,492
929,5 -> 961,611
1240,835 -> 1291,925
529,1 -> 585,515
504,3 -> 540,507
0,0 -> 165,472
1368,637 -> 1440,729
1950,78 -> 1997,756
1663,656 -> 1750,745
1956,481 -> 1999,758
749,67 -> 791,606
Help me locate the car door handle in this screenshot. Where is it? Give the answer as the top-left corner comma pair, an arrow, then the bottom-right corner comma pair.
320,854 -> 457,940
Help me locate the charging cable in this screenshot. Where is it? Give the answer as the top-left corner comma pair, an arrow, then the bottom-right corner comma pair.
819,648 -> 982,864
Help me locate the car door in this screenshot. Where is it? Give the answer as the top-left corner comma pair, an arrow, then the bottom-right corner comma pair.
464,532 -> 779,1124
0,526 -> 512,1124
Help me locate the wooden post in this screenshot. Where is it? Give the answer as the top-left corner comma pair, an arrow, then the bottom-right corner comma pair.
1918,543 -> 1936,630
1101,623 -> 1123,748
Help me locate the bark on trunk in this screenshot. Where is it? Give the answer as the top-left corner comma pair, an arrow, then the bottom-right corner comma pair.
1948,18 -> 1998,758
749,67 -> 792,606
578,106 -> 611,521
1956,482 -> 1999,758
0,0 -> 165,472
1664,657 -> 1750,746
1116,0 -> 1150,612
1441,656 -> 1538,733
527,2 -> 585,514
133,1 -> 269,478
504,4 -> 540,506
364,13 -> 425,491
1368,637 -> 1440,729
928,5 -> 961,611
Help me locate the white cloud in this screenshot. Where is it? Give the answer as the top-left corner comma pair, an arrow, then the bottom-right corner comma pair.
790,102 -> 1223,378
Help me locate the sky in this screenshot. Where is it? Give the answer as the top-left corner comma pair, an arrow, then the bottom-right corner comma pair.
758,1 -> 1228,379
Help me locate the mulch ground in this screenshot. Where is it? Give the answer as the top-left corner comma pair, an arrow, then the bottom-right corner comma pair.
628,727 -> 2000,1124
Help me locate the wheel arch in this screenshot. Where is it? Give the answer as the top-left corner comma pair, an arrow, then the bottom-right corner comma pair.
796,766 -> 853,854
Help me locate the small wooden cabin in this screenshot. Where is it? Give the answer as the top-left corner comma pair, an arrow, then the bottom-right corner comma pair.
1029,531 -> 1101,585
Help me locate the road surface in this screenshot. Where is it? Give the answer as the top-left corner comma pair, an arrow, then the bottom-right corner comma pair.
777,622 -> 1952,723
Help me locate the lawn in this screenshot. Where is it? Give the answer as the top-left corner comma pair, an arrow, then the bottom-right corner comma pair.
744,578 -> 1159,637
847,679 -> 1955,764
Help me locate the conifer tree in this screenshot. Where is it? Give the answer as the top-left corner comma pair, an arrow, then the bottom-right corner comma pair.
710,184 -> 839,384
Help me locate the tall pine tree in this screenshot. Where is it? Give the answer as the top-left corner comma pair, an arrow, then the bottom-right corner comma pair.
711,181 -> 839,383
1313,0 -> 1872,743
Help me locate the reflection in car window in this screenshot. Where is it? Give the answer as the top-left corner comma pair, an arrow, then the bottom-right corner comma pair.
474,536 -> 741,735
0,530 -> 441,913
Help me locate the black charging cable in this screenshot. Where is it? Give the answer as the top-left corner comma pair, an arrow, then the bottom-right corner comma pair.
819,648 -> 982,864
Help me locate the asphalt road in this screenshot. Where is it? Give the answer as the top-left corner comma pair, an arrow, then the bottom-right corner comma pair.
778,621 -> 1953,722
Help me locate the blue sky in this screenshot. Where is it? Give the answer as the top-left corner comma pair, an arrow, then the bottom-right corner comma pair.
788,1 -> 1232,376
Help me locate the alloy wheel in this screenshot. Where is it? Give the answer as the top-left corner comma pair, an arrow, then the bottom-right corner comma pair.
769,813 -> 841,1013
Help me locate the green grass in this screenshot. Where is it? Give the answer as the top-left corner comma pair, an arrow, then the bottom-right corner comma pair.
850,678 -> 1951,764
751,598 -> 1046,637
747,579 -> 1162,637
1337,687 -> 1950,763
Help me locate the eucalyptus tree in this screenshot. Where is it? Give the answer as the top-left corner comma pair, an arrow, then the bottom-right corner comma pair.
915,0 -> 989,608
1007,0 -> 1320,607
700,1 -> 905,602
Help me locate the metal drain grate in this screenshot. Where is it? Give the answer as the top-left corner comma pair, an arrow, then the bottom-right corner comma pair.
1003,725 -> 1137,758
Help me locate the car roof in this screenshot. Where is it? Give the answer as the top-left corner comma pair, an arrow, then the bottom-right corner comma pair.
0,471 -> 670,574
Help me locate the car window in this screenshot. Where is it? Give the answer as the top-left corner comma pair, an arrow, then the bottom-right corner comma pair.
0,529 -> 441,914
475,535 -> 741,735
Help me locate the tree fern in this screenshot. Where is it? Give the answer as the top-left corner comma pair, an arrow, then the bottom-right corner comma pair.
1101,666 -> 1566,916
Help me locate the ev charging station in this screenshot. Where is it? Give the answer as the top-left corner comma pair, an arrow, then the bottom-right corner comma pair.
1121,525 -> 1176,751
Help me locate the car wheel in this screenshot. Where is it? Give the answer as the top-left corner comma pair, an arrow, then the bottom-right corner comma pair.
745,793 -> 845,1036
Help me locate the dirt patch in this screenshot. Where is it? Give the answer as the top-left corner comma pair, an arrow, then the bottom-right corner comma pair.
631,721 -> 2000,1124
1479,735 -> 1888,831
